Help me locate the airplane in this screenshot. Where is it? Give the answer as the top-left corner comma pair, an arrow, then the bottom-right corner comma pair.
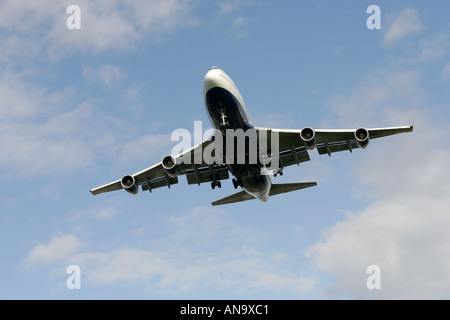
90,66 -> 413,205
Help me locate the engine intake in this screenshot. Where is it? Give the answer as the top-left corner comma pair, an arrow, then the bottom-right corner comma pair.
300,127 -> 316,150
355,127 -> 370,149
162,155 -> 179,178
121,175 -> 138,195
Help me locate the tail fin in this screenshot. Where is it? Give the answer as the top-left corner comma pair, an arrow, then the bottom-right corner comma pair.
211,182 -> 317,206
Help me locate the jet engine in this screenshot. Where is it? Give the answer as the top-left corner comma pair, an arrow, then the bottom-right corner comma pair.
355,127 -> 370,149
162,155 -> 179,178
121,175 -> 138,195
300,127 -> 316,150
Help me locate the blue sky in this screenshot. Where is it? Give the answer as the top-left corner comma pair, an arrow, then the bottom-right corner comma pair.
1,0 -> 450,299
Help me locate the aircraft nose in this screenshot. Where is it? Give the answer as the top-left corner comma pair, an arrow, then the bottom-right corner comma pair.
203,67 -> 222,95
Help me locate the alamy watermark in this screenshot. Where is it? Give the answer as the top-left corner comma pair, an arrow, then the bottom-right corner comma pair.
66,265 -> 81,290
366,265 -> 381,290
66,5 -> 81,30
65,5 -> 380,31
170,121 -> 280,175
367,5 -> 381,30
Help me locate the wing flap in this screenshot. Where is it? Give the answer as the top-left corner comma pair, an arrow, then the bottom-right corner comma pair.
142,176 -> 179,191
279,147 -> 310,167
316,140 -> 359,155
186,164 -> 229,185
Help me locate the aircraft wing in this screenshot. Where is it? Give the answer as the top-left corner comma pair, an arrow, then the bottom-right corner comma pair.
90,138 -> 229,195
255,125 -> 413,169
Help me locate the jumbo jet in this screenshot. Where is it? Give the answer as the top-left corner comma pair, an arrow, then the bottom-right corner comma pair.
90,67 -> 413,205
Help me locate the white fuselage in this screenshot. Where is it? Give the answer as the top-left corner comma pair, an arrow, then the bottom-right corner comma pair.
202,67 -> 272,202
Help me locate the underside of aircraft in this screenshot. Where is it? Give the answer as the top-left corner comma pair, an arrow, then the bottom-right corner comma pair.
90,67 -> 413,205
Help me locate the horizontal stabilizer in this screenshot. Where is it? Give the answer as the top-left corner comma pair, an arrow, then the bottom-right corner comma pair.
212,190 -> 254,206
269,182 -> 317,196
212,182 -> 317,206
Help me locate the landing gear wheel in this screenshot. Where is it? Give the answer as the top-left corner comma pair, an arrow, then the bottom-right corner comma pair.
218,107 -> 229,128
211,181 -> 222,189
274,168 -> 284,177
232,178 -> 243,189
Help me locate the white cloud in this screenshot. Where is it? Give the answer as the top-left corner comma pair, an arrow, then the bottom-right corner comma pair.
384,8 -> 423,46
0,72 -> 98,177
214,0 -> 257,39
443,63 -> 450,78
310,194 -> 450,299
0,69 -> 171,178
118,84 -> 145,116
216,0 -> 256,15
115,133 -> 172,166
0,72 -> 46,119
309,68 -> 450,299
0,0 -> 196,61
83,65 -> 125,87
0,100 -> 98,178
24,235 -> 82,269
327,69 -> 423,128
415,33 -> 449,62
398,33 -> 450,66
32,207 -> 317,297
229,16 -> 251,39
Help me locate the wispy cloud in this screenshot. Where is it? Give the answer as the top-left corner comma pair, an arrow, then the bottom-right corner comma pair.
83,65 -> 125,87
384,8 -> 423,46
216,0 -> 256,15
0,0 -> 196,62
229,16 -> 251,39
310,66 -> 450,299
25,207 -> 318,297
23,235 -> 82,269
444,63 -> 450,78
0,68 -> 171,179
327,69 -> 423,128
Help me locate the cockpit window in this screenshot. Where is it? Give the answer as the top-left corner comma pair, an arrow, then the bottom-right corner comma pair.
210,66 -> 220,70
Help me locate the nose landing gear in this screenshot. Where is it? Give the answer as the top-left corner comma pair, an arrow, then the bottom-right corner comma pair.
218,107 -> 229,128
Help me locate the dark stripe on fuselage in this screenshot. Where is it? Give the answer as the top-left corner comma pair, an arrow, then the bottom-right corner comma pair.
205,87 -> 259,179
204,73 -> 271,202
205,87 -> 253,131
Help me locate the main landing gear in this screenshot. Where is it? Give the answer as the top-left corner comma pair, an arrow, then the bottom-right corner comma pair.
211,180 -> 222,189
274,168 -> 284,177
232,178 -> 243,189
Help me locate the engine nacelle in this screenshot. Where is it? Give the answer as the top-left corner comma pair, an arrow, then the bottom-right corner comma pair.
355,127 -> 370,149
121,175 -> 138,195
300,127 -> 316,150
162,155 -> 179,178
